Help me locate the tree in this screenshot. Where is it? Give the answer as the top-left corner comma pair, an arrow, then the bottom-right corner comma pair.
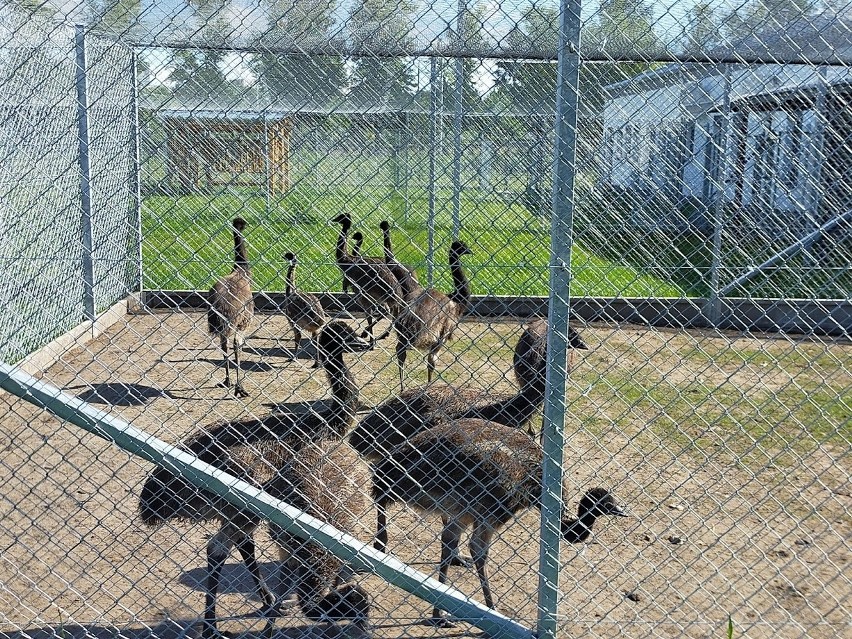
682,2 -> 722,56
251,0 -> 345,106
493,3 -> 560,113
88,0 -> 141,37
347,0 -> 416,107
581,0 -> 664,115
443,3 -> 488,112
720,0 -> 817,41
584,0 -> 663,57
168,1 -> 242,103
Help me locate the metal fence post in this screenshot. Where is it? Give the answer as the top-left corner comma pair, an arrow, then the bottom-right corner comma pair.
428,57 -> 440,287
130,49 -> 143,293
263,113 -> 271,217
706,64 -> 731,326
538,2 -> 582,638
451,1 -> 466,238
75,24 -> 95,321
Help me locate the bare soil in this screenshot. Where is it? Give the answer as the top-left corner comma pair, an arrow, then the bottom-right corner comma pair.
0,310 -> 849,639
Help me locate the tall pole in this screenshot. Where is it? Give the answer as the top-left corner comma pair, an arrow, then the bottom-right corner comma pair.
428,57 -> 440,287
75,25 -> 95,321
537,2 -> 582,639
451,1 -> 466,238
130,49 -> 143,293
707,64 -> 731,326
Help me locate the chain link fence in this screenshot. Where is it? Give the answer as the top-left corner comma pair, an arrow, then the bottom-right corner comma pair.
0,1 -> 849,639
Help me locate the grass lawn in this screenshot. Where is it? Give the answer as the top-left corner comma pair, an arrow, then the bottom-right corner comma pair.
141,189 -> 686,297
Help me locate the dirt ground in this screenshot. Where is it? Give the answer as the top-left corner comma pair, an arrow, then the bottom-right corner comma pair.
0,310 -> 849,639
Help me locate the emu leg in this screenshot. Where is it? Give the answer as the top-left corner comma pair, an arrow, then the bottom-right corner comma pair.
395,340 -> 408,389
470,522 -> 496,609
364,308 -> 377,338
204,529 -> 235,638
442,514 -> 472,568
374,501 -> 389,553
288,321 -> 300,361
218,334 -> 231,389
233,334 -> 249,398
311,333 -> 324,369
426,519 -> 462,626
236,535 -> 275,614
426,346 -> 440,384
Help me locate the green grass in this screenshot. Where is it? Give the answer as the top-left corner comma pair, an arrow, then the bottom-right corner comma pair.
568,336 -> 851,464
141,188 -> 685,297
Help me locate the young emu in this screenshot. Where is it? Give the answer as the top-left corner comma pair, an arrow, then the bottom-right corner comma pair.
379,220 -> 420,300
139,321 -> 374,637
393,240 -> 472,387
207,217 -> 254,397
341,231 -> 365,294
372,419 -> 628,624
332,213 -> 404,339
283,252 -> 329,368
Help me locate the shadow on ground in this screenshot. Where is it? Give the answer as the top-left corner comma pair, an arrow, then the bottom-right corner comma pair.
192,358 -> 276,373
0,620 -> 379,639
68,383 -> 175,407
179,561 -> 282,598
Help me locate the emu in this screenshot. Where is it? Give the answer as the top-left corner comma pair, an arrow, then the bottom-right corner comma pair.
207,217 -> 254,398
393,240 -> 472,387
350,319 -> 588,462
342,231 -> 365,294
379,220 -> 420,300
332,213 -> 404,339
283,251 -> 329,368
139,321 -> 373,637
372,419 -> 627,623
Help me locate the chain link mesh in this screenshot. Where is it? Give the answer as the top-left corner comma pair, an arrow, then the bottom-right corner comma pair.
0,1 -> 849,639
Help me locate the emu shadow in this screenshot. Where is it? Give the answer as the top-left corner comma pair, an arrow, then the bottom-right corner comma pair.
243,344 -> 319,362
0,620 -> 377,639
180,560 -> 283,599
196,357 -> 276,373
69,383 -> 173,407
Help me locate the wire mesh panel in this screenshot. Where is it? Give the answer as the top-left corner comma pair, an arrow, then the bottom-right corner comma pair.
0,2 -> 850,639
0,9 -> 137,362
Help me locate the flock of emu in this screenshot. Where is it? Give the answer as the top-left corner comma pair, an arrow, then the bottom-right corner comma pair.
138,216 -> 628,637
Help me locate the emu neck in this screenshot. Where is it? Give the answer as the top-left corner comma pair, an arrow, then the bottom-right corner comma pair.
335,222 -> 350,265
474,382 -> 544,429
234,230 -> 249,271
382,229 -> 395,263
285,263 -> 296,296
561,508 -> 597,543
323,350 -> 359,434
449,253 -> 470,309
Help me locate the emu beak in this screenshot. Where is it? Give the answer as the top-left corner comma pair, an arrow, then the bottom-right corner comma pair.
349,334 -> 375,352
611,503 -> 630,517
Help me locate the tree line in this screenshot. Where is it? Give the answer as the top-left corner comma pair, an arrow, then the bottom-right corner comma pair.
14,0 -> 822,113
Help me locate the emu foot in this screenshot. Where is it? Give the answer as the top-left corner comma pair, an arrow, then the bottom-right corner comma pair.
217,379 -> 232,389
450,554 -> 473,568
423,615 -> 455,628
233,384 -> 250,398
263,594 -> 299,619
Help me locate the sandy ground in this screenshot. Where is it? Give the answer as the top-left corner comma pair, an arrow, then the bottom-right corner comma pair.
0,309 -> 849,639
